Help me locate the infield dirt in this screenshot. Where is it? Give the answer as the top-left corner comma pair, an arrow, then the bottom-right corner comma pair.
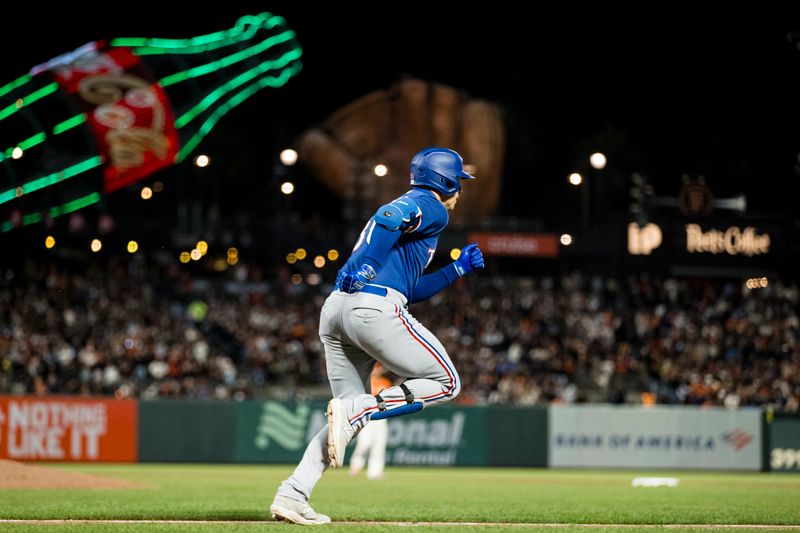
0,459 -> 146,489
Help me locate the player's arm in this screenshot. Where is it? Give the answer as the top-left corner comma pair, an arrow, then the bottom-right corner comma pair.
364,198 -> 424,268
338,199 -> 421,292
410,243 -> 485,304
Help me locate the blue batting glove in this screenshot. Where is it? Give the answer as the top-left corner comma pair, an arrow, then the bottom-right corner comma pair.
338,263 -> 377,293
453,243 -> 485,277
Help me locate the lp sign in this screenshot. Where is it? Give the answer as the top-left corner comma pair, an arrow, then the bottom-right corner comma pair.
628,223 -> 662,255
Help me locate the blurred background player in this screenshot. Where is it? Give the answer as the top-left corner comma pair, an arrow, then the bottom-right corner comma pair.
270,146 -> 485,524
348,363 -> 393,480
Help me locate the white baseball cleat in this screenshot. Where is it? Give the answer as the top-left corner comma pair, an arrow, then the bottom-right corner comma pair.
327,398 -> 355,468
270,494 -> 331,525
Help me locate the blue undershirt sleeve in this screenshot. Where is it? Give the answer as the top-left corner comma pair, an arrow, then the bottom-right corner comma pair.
410,263 -> 460,304
363,223 -> 402,270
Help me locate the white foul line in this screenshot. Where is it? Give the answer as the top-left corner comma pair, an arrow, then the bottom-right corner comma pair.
0,520 -> 799,529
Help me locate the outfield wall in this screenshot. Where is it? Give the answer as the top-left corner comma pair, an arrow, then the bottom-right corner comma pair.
549,405 -> 761,470
137,401 -> 549,467
766,412 -> 800,472
0,396 -> 784,470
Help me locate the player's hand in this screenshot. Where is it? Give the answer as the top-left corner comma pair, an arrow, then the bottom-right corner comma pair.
338,264 -> 377,293
453,243 -> 485,277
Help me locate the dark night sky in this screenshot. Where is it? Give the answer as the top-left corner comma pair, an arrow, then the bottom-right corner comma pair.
4,2 -> 800,227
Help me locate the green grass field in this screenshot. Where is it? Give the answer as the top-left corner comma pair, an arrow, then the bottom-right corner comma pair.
1,464 -> 799,532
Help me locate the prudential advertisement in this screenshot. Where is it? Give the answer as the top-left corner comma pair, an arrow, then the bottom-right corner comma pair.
549,405 -> 761,470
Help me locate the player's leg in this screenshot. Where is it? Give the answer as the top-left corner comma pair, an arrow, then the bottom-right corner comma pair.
324,331 -> 382,468
275,334 -> 373,500
347,297 -> 461,419
366,419 -> 388,480
373,309 -> 461,410
272,294 -> 374,522
348,420 -> 375,476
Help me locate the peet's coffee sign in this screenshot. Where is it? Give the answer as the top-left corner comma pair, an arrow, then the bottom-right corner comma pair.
685,224 -> 771,257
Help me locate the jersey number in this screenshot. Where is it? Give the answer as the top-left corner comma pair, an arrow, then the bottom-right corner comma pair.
425,248 -> 435,269
353,220 -> 376,252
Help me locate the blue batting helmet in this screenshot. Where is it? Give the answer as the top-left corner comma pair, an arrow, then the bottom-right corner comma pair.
410,147 -> 475,196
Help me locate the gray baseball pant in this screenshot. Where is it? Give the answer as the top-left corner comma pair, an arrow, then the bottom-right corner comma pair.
277,286 -> 461,500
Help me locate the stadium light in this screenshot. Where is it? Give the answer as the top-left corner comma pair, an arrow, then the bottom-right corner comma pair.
227,247 -> 238,266
280,148 -> 298,166
213,259 -> 227,271
590,152 -> 607,170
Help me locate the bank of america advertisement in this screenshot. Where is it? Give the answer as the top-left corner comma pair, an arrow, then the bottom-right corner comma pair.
549,405 -> 761,470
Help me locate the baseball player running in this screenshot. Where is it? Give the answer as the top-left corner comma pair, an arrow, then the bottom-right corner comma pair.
270,147 -> 485,524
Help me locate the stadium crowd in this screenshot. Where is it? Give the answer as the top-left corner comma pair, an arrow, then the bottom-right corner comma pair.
1,256 -> 798,411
